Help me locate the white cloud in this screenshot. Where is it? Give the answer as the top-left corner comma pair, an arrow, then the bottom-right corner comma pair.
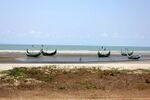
29,30 -> 36,34
100,33 -> 108,37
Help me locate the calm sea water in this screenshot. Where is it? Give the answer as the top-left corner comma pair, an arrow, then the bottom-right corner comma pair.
0,44 -> 150,51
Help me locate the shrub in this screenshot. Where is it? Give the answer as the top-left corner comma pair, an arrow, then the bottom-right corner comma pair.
145,79 -> 150,84
8,67 -> 27,77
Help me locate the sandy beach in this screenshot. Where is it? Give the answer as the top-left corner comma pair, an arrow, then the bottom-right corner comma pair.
1,50 -> 150,55
0,50 -> 150,71
1,62 -> 150,71
0,50 -> 150,99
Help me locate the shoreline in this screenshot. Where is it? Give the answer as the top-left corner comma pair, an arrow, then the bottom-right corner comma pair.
0,50 -> 150,56
0,50 -> 150,71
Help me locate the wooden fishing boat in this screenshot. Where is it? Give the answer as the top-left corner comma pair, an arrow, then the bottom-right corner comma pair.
128,55 -> 141,60
121,50 -> 133,56
41,49 -> 57,56
98,50 -> 111,57
26,49 -> 41,57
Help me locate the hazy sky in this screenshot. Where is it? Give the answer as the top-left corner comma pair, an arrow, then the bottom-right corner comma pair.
0,0 -> 150,46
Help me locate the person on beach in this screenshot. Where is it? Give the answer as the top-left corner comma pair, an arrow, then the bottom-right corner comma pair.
79,57 -> 82,62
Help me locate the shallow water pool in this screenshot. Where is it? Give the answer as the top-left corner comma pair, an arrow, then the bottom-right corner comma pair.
16,55 -> 150,63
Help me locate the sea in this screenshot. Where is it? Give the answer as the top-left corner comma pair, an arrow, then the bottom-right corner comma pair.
0,44 -> 150,51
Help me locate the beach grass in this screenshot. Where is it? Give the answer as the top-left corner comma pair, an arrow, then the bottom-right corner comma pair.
0,66 -> 150,99
0,66 -> 150,91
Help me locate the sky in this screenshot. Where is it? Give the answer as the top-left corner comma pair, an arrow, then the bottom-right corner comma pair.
0,0 -> 150,46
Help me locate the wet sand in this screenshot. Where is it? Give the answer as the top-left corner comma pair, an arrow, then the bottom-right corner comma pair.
0,50 -> 150,71
1,50 -> 150,55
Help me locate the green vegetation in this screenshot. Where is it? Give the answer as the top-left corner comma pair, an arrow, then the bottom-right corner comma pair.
77,80 -> 97,89
0,66 -> 150,90
8,67 -> 27,77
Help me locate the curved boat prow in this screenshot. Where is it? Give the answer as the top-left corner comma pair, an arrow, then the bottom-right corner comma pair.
127,53 -> 141,60
98,50 -> 111,57
26,49 -> 41,57
41,49 -> 57,56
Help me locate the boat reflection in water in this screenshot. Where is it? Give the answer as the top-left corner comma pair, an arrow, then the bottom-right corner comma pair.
16,55 -> 150,63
